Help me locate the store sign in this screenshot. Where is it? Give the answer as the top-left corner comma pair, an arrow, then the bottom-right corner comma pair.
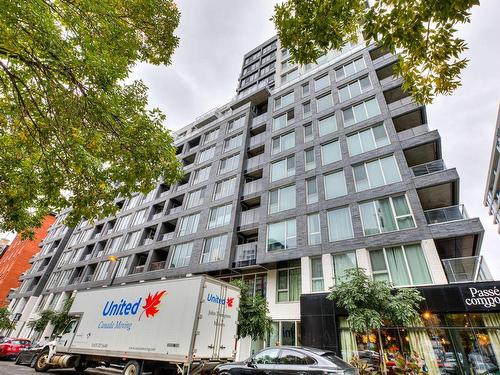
461,285 -> 500,310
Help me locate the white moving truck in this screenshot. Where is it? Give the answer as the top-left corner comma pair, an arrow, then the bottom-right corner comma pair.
34,276 -> 240,375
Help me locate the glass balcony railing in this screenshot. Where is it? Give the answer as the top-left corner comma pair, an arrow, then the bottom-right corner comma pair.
149,261 -> 166,272
424,204 -> 468,224
233,243 -> 257,268
243,179 -> 264,196
411,159 -> 446,177
397,124 -> 429,141
240,208 -> 260,226
442,256 -> 493,283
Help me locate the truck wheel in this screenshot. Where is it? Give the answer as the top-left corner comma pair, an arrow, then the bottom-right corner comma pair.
34,349 -> 50,372
14,355 -> 22,365
123,360 -> 142,375
74,361 -> 87,372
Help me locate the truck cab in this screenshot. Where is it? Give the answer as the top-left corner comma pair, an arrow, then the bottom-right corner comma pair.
56,317 -> 80,352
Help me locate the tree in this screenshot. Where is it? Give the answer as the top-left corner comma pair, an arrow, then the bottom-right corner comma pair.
0,307 -> 16,331
1,0 -> 183,237
231,279 -> 273,341
327,268 -> 423,333
27,297 -> 74,337
273,0 -> 479,104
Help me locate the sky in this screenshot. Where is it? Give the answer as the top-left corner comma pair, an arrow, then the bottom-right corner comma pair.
132,0 -> 500,277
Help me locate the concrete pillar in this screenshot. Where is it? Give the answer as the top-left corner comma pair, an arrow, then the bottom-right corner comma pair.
356,248 -> 371,276
322,253 -> 334,290
301,256 -> 311,294
421,239 -> 448,285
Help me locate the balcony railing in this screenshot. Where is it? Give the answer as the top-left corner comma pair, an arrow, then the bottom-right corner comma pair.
243,179 -> 264,196
246,154 -> 266,170
249,133 -> 266,148
240,208 -> 260,226
169,206 -> 183,215
442,256 -> 493,283
397,124 -> 430,141
131,265 -> 145,274
388,96 -> 414,111
82,274 -> 94,283
233,243 -> 257,268
149,261 -> 166,272
411,159 -> 446,177
424,204 -> 468,225
162,232 -> 175,241
251,113 -> 268,128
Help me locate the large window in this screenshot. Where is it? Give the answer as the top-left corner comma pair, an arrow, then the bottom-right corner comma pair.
310,257 -> 324,292
115,256 -> 130,277
321,140 -> 341,165
327,207 -> 354,241
307,214 -> 321,245
198,145 -> 216,163
335,57 -> 366,81
169,242 -> 193,268
370,244 -> 432,286
94,261 -> 110,281
204,127 -> 219,144
324,170 -> 347,199
316,93 -> 333,112
227,115 -> 246,133
353,155 -> 401,191
273,110 -> 294,131
213,177 -> 237,201
343,98 -> 381,127
207,203 -> 232,229
303,123 -> 313,142
275,91 -> 294,110
177,213 -> 200,236
201,234 -> 228,263
304,148 -> 315,171
347,124 -> 390,156
277,268 -> 301,302
272,132 -> 295,155
122,231 -> 141,250
132,209 -> 148,227
224,133 -> 243,152
359,195 -> 416,235
186,187 -> 206,208
269,185 -> 296,214
306,178 -> 318,204
219,154 -> 240,175
332,251 -> 357,284
338,76 -> 372,102
267,219 -> 297,251
318,115 -> 337,137
192,165 -> 211,185
270,156 -> 295,182
314,74 -> 330,91
106,236 -> 122,254
116,214 -> 132,231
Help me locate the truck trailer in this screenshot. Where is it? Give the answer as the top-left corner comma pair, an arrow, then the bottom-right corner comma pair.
34,276 -> 240,375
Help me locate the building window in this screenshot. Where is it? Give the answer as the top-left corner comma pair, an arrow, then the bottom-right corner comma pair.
314,74 -> 330,92
307,214 -> 321,245
269,185 -> 296,214
321,140 -> 341,165
267,219 -> 297,251
126,195 -> 141,209
122,231 -> 141,250
327,206 -> 354,241
106,236 -> 122,254
306,178 -> 318,204
281,68 -> 299,83
115,256 -> 130,277
219,154 -> 240,175
94,261 -> 110,281
270,155 -> 295,182
192,165 -> 211,185
347,124 -> 390,156
338,76 -> 373,102
198,145 -> 216,163
272,132 -> 295,155
316,93 -> 333,112
304,148 -> 316,171
273,110 -> 294,131
204,127 -> 219,144
302,101 -> 311,118
353,155 -> 401,191
335,57 -> 366,81
116,214 -> 132,231
370,244 -> 432,286
318,114 -> 337,137
169,242 -> 193,268
275,92 -> 295,110
311,257 -> 324,292
342,98 -> 381,127
201,234 -> 228,263
359,195 -> 416,235
177,213 -> 200,236
224,133 -> 243,152
132,208 -> 148,226
213,176 -> 237,201
277,268 -> 301,302
302,82 -> 310,97
332,251 -> 357,284
207,203 -> 232,229
186,187 -> 206,208
303,123 -> 313,143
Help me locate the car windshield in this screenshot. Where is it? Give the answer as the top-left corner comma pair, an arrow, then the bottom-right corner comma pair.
321,353 -> 355,370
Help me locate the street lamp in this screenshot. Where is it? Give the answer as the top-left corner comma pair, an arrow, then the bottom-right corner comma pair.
108,255 -> 119,286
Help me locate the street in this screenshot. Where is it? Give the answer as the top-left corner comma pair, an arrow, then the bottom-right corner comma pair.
0,360 -> 120,375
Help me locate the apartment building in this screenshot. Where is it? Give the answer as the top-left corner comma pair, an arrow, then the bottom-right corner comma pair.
8,37 -> 498,374
484,104 -> 500,232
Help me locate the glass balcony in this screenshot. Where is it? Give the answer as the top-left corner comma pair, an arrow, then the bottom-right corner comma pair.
240,208 -> 260,226
397,124 -> 429,141
442,256 -> 493,283
149,261 -> 166,272
411,159 -> 446,177
424,204 -> 468,224
249,133 -> 266,148
233,243 -> 257,268
243,179 -> 264,196
251,113 -> 268,128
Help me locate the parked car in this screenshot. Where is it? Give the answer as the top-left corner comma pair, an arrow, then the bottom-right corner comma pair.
213,346 -> 358,375
15,340 -> 49,367
0,338 -> 31,360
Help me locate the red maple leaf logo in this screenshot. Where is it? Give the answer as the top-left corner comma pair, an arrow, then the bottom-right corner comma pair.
226,297 -> 234,308
139,290 -> 166,320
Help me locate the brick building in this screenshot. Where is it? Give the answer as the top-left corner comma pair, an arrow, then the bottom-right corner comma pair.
0,215 -> 55,306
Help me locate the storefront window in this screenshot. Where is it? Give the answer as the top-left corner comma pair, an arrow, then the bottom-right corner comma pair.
267,321 -> 301,348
